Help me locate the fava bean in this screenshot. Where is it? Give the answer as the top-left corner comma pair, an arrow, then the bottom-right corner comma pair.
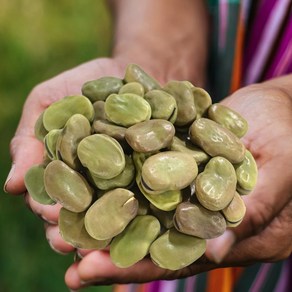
85,188 -> 138,240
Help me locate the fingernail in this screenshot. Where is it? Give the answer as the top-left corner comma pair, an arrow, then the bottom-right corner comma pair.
3,163 -> 15,193
46,227 -> 67,255
41,215 -> 58,225
47,238 -> 68,255
206,230 -> 236,264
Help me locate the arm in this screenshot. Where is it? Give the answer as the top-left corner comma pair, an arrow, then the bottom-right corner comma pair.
108,0 -> 209,86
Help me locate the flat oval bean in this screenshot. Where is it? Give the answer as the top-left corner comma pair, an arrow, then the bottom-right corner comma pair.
195,156 -> 237,211
133,151 -> 182,211
144,89 -> 177,123
59,208 -> 111,249
234,150 -> 258,195
26,63 -> 257,270
93,119 -> 127,141
56,114 -> 91,170
192,87 -> 212,119
163,80 -> 197,127
124,64 -> 161,92
82,77 -> 124,102
222,191 -> 246,227
85,188 -> 138,240
43,95 -> 94,131
88,155 -> 135,190
93,100 -> 106,121
118,81 -> 145,96
105,93 -> 151,127
141,151 -> 198,192
208,103 -> 248,138
189,118 -> 245,163
77,134 -> 125,179
110,215 -> 160,268
24,165 -> 55,205
44,160 -> 93,212
125,119 -> 175,153
149,228 -> 206,270
44,129 -> 62,160
139,183 -> 182,211
174,201 -> 226,238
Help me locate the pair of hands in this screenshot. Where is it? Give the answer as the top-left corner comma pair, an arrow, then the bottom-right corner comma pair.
5,58 -> 292,290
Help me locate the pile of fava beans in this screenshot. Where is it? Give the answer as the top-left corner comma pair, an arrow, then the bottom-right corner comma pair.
25,64 -> 258,270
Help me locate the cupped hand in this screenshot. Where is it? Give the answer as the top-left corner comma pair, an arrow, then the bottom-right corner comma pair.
206,80 -> 292,265
64,78 -> 292,290
4,56 -> 186,256
5,58 -> 135,254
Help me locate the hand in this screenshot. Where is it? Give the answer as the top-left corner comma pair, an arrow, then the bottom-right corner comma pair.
5,57 -> 170,253
64,78 -> 292,290
206,81 -> 292,265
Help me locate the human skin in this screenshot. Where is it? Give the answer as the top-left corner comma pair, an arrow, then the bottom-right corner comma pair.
4,0 -> 292,290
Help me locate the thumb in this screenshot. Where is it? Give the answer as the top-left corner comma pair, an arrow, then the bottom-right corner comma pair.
4,97 -> 45,195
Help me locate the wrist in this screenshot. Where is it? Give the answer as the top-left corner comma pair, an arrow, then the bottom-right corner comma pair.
109,0 -> 209,87
112,34 -> 207,87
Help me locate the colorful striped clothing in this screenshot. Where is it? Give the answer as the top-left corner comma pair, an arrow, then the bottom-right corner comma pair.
209,0 -> 292,100
113,260 -> 291,292
114,1 -> 292,291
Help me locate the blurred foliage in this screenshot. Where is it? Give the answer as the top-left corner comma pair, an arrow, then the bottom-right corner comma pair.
0,0 -> 114,291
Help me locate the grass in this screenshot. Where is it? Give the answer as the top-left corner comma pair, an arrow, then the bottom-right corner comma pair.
0,0 -> 114,291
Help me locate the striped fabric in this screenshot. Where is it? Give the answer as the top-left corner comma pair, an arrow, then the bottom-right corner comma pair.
112,260 -> 291,292
113,1 -> 292,291
209,0 -> 292,100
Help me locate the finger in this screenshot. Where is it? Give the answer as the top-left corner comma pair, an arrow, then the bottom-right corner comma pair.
206,180 -> 292,264
24,193 -> 61,224
4,90 -> 47,195
65,250 -> 216,290
65,262 -> 81,291
3,72 -> 73,195
5,135 -> 44,194
224,199 -> 292,265
65,251 -> 176,289
45,224 -> 75,255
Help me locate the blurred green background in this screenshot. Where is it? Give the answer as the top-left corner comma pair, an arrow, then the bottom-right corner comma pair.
0,1 -> 114,291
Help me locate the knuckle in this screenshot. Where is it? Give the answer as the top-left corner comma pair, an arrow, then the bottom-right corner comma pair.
9,135 -> 24,157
